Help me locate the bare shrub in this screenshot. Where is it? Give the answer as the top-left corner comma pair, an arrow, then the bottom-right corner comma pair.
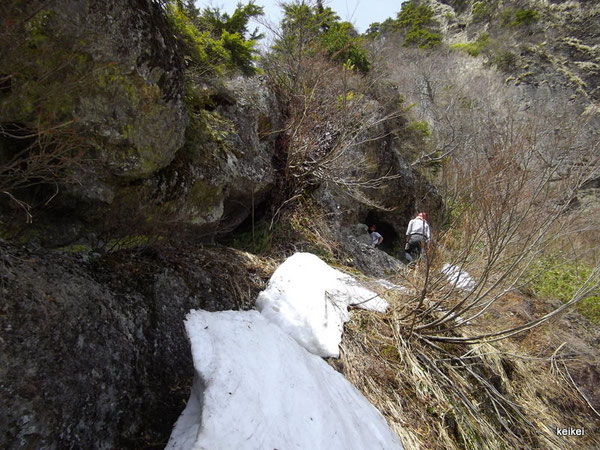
261,4 -> 409,221
348,41 -> 600,441
0,2 -> 94,222
0,122 -> 86,223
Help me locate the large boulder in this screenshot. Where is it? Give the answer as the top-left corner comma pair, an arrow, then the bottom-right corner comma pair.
1,0 -> 187,181
1,0 -> 281,246
340,224 -> 406,277
0,240 -> 270,449
94,76 -> 281,238
155,76 -> 282,231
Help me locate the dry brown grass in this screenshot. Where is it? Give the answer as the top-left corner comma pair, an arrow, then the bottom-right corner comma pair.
336,272 -> 600,449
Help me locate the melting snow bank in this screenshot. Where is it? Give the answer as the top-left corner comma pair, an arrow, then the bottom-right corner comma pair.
256,253 -> 388,357
441,264 -> 476,291
167,310 -> 403,450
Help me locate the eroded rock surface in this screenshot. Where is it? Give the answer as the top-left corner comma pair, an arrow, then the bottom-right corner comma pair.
0,241 -> 271,449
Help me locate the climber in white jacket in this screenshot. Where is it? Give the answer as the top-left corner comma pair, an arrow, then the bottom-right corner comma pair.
405,212 -> 431,262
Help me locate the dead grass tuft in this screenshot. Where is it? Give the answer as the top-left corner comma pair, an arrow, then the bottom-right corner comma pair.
337,276 -> 600,449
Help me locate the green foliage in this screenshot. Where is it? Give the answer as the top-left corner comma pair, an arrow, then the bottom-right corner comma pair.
197,2 -> 264,40
364,17 -> 397,38
512,9 -> 539,27
499,8 -> 539,27
529,257 -> 600,325
499,8 -> 515,27
450,33 -> 490,57
165,1 -> 263,76
365,3 -> 442,49
405,27 -> 442,49
492,50 -> 517,71
319,22 -> 370,72
397,3 -> 436,28
274,1 -> 370,72
407,120 -> 431,137
472,1 -> 496,23
336,89 -> 363,104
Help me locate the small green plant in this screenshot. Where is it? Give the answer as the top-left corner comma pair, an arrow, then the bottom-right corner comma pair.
512,9 -> 539,26
407,120 -> 431,137
499,8 -> 514,27
381,344 -> 400,362
472,1 -> 496,23
450,33 -> 490,57
499,8 -> 539,27
529,257 -> 600,325
492,50 -> 517,71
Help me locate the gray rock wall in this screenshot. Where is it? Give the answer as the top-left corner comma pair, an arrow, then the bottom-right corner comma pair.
0,241 -> 269,449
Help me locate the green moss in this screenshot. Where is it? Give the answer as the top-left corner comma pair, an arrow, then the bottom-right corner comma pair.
106,235 -> 154,251
450,33 -> 490,57
56,244 -> 92,253
472,1 -> 496,23
24,10 -> 53,46
529,257 -> 600,325
183,179 -> 225,224
381,344 -> 400,362
512,9 -> 539,27
97,66 -> 139,103
0,8 -> 96,128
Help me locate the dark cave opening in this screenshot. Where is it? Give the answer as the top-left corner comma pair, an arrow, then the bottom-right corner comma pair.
364,211 -> 402,256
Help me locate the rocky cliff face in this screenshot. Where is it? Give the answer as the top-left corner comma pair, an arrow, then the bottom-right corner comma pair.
0,1 -> 444,447
421,0 -> 600,106
1,0 -> 187,178
1,1 -> 284,246
0,240 -> 273,448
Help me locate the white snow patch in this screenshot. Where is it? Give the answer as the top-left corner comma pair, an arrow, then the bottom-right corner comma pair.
256,252 -> 388,357
442,264 -> 476,291
166,310 -> 403,450
376,279 -> 412,294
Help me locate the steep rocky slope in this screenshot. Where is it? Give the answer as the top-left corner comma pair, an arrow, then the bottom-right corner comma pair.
0,2 -> 441,447
3,1 -> 598,448
421,0 -> 600,106
1,0 -> 436,250
0,240 -> 274,448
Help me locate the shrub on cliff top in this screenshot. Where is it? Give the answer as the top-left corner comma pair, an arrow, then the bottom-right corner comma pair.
366,2 -> 442,50
165,0 -> 263,76
272,1 -> 371,73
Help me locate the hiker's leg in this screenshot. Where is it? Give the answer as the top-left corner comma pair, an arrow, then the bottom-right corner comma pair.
408,236 -> 423,260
